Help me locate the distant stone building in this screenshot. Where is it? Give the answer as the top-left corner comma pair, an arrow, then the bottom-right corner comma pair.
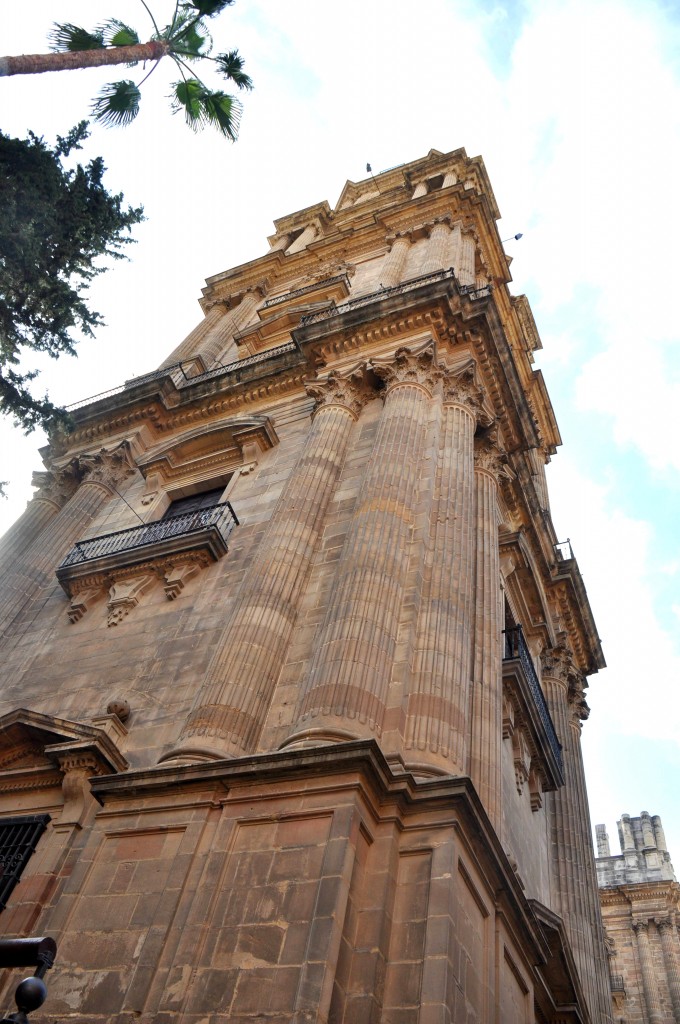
597,812 -> 680,1022
0,149 -> 613,1022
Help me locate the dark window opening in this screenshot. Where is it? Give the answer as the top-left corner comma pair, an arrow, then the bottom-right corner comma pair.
162,486 -> 228,520
0,814 -> 50,911
426,175 -> 445,193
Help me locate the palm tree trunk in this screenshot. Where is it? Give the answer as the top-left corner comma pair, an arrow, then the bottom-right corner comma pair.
0,40 -> 170,77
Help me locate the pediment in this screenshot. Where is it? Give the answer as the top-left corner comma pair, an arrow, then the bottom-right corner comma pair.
0,709 -> 127,779
137,416 -> 278,486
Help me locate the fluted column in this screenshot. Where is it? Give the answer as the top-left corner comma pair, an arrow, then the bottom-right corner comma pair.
543,646 -> 613,1023
448,223 -> 463,280
159,303 -> 225,368
170,368 -> 374,761
0,468 -> 78,579
657,917 -> 680,1020
459,230 -> 476,286
634,921 -> 664,1024
285,343 -> 440,748
380,234 -> 411,288
421,220 -> 452,276
404,365 -> 484,775
286,224 -> 317,254
0,445 -> 136,640
196,290 -> 262,368
468,433 -> 506,828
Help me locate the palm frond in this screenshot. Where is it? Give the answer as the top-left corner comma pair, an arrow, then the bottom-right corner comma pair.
91,80 -> 142,128
184,0 -> 235,17
173,21 -> 212,57
49,23 -> 105,53
171,79 -> 242,139
214,49 -> 253,90
101,20 -> 141,47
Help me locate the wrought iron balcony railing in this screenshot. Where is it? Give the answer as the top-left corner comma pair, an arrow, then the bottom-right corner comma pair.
296,271 -> 493,328
67,342 -> 300,412
503,625 -> 563,775
261,274 -> 350,310
58,502 -> 239,570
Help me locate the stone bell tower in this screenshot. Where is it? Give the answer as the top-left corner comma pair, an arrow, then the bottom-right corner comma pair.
0,149 -> 611,1023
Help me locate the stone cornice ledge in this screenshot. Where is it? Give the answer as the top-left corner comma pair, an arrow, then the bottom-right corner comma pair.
91,738 -> 550,965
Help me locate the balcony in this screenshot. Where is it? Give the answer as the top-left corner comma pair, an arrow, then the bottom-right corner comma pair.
56,502 -> 239,595
502,625 -> 564,789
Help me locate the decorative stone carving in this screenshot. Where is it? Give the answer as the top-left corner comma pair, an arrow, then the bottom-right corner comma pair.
78,441 -> 137,493
106,698 -> 130,723
512,725 -> 532,795
107,571 -> 155,626
162,556 -> 206,600
32,465 -> 80,508
305,364 -> 375,420
529,763 -> 543,810
541,642 -> 573,685
371,341 -> 442,397
441,362 -> 484,413
474,430 -> 510,480
68,584 -> 103,624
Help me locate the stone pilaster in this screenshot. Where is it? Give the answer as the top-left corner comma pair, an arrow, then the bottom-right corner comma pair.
657,917 -> 680,1020
421,220 -> 452,276
543,646 -> 613,1023
380,234 -> 411,288
171,368 -> 374,761
404,365 -> 485,775
633,920 -> 664,1024
468,432 -> 506,828
0,444 -> 136,640
286,342 -> 440,747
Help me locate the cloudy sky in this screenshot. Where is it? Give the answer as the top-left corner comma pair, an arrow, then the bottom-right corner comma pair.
2,0 -> 679,860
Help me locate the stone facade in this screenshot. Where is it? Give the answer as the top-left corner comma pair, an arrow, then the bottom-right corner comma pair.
597,813 -> 680,1022
0,148 -> 612,1022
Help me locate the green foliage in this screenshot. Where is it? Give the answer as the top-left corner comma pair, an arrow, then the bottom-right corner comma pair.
91,80 -> 142,127
49,23 -> 105,52
45,1 -> 252,140
0,123 -> 143,433
103,20 -> 141,47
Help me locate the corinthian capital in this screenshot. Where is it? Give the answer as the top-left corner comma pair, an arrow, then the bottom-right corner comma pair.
78,442 -> 137,492
306,364 -> 375,421
541,642 -> 574,685
31,466 -> 80,508
474,429 -> 509,480
632,919 -> 650,934
442,360 -> 493,428
371,341 -> 442,397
